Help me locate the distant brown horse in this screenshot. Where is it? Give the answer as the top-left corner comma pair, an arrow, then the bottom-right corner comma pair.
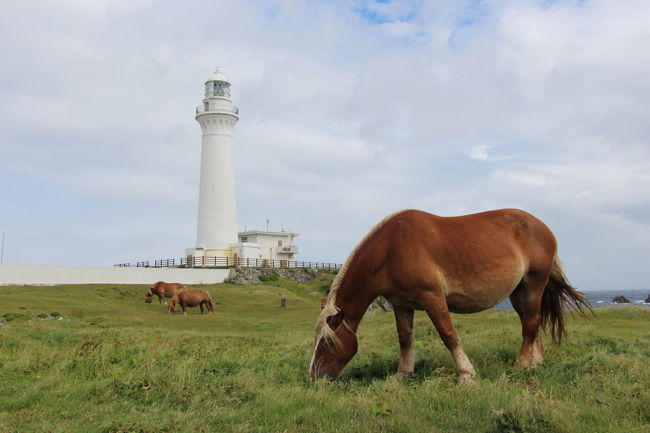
310,209 -> 591,383
144,281 -> 187,304
168,290 -> 214,315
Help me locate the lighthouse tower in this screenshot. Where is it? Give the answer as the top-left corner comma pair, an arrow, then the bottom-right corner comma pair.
186,68 -> 239,263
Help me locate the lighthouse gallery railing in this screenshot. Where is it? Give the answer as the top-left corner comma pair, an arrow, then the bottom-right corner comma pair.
114,257 -> 341,270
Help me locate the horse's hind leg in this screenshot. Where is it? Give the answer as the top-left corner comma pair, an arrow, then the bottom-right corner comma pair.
510,274 -> 546,367
393,307 -> 415,375
419,292 -> 476,384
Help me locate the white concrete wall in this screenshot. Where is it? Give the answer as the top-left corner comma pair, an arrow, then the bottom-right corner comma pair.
231,242 -> 261,261
0,265 -> 232,286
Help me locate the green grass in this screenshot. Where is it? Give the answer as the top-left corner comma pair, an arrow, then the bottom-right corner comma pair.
0,277 -> 648,433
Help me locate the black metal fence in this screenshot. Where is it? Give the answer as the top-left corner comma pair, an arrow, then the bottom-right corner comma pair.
114,257 -> 341,270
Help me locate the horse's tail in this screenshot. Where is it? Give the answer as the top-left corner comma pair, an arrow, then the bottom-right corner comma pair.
540,256 -> 592,344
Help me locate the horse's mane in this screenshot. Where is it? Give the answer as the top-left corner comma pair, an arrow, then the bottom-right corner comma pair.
146,281 -> 163,295
313,209 -> 413,347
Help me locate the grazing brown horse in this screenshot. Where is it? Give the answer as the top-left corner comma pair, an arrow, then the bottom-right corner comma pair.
168,290 -> 214,315
144,281 -> 187,304
310,209 -> 591,383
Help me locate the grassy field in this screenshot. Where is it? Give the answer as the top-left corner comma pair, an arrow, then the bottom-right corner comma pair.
1,275 -> 649,433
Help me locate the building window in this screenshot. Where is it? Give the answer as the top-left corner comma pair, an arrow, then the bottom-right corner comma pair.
241,236 -> 248,243
277,240 -> 283,247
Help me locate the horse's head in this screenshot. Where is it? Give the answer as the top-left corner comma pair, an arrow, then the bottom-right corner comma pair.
309,308 -> 358,381
144,292 -> 153,303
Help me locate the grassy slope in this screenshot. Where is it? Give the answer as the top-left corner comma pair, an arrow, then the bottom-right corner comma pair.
0,277 -> 648,433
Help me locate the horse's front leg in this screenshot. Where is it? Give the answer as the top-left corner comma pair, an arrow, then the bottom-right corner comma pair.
393,307 -> 415,375
200,303 -> 204,314
419,292 -> 476,384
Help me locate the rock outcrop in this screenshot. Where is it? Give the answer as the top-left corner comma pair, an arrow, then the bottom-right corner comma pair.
226,267 -> 336,285
612,295 -> 630,304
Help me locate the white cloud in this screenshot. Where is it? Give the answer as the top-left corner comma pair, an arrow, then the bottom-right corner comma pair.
493,169 -> 547,186
1,0 -> 649,290
468,143 -> 494,160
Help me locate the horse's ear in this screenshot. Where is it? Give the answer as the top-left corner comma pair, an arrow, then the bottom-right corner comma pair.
326,310 -> 345,330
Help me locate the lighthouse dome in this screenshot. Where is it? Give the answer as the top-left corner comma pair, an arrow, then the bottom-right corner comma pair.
206,68 -> 230,84
205,67 -> 231,98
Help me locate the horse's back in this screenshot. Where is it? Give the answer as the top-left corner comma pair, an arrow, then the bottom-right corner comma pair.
178,289 -> 210,306
387,208 -> 555,262
168,283 -> 187,293
156,282 -> 186,297
370,209 -> 557,312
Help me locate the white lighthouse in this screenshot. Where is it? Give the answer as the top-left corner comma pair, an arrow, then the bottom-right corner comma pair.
186,68 -> 239,263
185,68 -> 300,267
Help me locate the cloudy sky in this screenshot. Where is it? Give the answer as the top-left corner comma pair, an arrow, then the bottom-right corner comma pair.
1,0 -> 648,290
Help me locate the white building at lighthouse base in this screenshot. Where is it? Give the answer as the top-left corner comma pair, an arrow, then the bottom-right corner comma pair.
185,230 -> 299,265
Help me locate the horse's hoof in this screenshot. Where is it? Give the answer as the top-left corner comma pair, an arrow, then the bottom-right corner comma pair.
395,370 -> 414,378
457,373 -> 476,385
530,354 -> 544,367
516,359 -> 531,369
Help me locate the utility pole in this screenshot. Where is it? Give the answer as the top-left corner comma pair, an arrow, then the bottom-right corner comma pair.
1,232 -> 5,264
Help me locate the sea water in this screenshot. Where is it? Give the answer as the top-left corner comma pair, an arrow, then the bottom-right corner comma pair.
493,289 -> 650,310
